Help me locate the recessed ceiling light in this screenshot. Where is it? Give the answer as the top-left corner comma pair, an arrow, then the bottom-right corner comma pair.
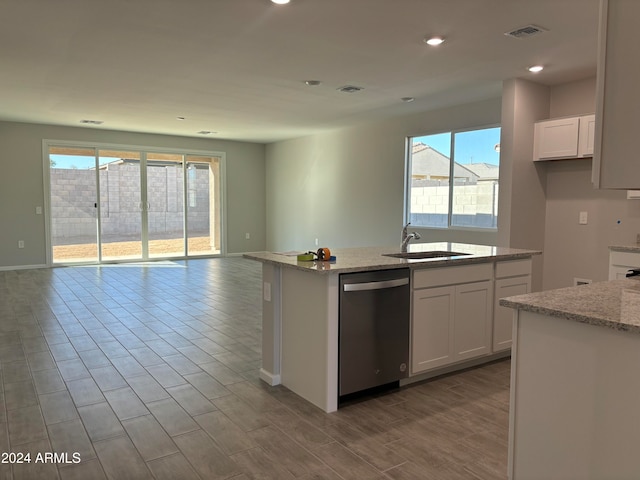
424,36 -> 445,46
528,65 -> 544,73
304,80 -> 322,86
401,97 -> 415,103
271,0 -> 290,4
176,116 -> 186,121
337,85 -> 364,93
80,119 -> 104,125
197,130 -> 216,135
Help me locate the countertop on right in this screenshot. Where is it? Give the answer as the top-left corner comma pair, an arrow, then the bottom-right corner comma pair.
610,244 -> 640,253
500,278 -> 640,334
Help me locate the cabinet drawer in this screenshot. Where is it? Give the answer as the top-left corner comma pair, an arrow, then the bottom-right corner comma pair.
413,263 -> 492,289
496,259 -> 532,279
610,251 -> 640,268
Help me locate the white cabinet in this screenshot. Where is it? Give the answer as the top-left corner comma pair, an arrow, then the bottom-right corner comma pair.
592,0 -> 640,189
493,259 -> 532,352
412,285 -> 455,372
578,114 -> 596,157
411,263 -> 493,375
533,114 -> 595,161
453,280 -> 492,360
608,249 -> 640,280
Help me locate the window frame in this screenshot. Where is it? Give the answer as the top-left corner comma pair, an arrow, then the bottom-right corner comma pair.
404,123 -> 501,231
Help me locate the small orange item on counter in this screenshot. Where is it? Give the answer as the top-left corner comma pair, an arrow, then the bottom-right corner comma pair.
316,247 -> 331,261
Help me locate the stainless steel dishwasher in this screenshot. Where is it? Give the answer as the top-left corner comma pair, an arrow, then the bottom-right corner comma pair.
339,268 -> 410,398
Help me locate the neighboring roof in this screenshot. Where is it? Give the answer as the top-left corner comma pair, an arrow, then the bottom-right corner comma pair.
411,145 -> 478,181
464,162 -> 500,180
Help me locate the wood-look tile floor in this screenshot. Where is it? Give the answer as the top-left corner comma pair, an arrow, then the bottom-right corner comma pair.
0,258 -> 510,479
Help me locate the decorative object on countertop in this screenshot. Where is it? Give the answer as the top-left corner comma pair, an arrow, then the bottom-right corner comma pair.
297,247 -> 334,262
316,247 -> 331,260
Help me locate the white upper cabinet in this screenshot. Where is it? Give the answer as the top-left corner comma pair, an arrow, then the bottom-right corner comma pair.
533,115 -> 595,161
578,114 -> 596,157
592,0 -> 640,189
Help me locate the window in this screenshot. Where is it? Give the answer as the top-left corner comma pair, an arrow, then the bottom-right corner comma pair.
46,142 -> 224,264
406,126 -> 501,229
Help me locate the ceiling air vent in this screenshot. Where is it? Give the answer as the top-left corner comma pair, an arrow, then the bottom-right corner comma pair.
337,85 -> 364,93
80,119 -> 104,125
504,24 -> 548,39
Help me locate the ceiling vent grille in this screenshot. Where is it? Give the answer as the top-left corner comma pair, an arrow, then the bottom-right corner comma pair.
337,85 -> 364,93
504,24 -> 548,39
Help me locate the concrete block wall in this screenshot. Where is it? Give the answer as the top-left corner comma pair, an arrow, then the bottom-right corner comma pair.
50,164 -> 211,244
410,182 -> 499,228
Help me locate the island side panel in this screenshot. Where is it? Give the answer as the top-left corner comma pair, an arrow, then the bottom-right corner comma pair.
281,268 -> 339,413
260,263 -> 282,385
510,310 -> 640,479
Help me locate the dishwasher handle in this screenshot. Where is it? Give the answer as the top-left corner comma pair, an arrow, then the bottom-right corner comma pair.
343,277 -> 408,292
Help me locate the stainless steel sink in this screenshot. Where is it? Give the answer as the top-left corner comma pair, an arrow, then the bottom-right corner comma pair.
382,251 -> 471,259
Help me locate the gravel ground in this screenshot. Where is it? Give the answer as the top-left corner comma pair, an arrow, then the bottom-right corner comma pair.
53,236 -> 215,260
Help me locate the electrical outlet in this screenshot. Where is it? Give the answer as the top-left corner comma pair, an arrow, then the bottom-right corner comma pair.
315,238 -> 319,246
263,282 -> 271,302
245,232 -> 250,240
35,206 -> 42,215
18,240 -> 24,249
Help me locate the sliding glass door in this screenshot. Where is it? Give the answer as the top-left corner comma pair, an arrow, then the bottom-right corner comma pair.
49,146 -> 100,263
47,143 -> 223,264
147,153 -> 185,259
186,155 -> 221,256
98,150 -> 143,261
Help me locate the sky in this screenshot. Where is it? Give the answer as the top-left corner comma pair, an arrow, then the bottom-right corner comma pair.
414,127 -> 501,165
50,154 -> 107,169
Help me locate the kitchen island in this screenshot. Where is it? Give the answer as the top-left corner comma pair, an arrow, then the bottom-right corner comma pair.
245,243 -> 540,412
501,279 -> 640,479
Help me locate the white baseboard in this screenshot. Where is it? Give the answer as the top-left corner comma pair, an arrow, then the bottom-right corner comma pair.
400,351 -> 511,387
0,264 -> 47,272
259,368 -> 281,386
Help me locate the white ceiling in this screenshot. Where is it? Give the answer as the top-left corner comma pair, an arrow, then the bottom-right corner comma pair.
0,0 -> 599,143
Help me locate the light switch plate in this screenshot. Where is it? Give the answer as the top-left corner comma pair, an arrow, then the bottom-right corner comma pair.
263,282 -> 271,302
579,211 -> 588,225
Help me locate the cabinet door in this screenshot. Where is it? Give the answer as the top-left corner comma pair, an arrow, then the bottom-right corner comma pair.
533,117 -> 580,160
454,280 -> 493,361
609,265 -> 631,280
593,0 -> 640,188
493,276 -> 531,352
609,251 -> 640,280
578,114 -> 596,157
411,286 -> 454,374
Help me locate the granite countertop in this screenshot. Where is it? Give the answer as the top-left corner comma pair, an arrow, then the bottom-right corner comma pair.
500,278 -> 640,334
243,243 -> 541,274
610,245 -> 640,253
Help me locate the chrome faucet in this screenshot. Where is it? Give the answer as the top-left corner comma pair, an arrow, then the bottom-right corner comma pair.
401,222 -> 421,252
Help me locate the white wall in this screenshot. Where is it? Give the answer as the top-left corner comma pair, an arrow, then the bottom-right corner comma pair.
498,78 -> 551,292
543,159 -> 637,289
541,77 -> 640,289
0,121 -> 266,268
265,98 -> 502,252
